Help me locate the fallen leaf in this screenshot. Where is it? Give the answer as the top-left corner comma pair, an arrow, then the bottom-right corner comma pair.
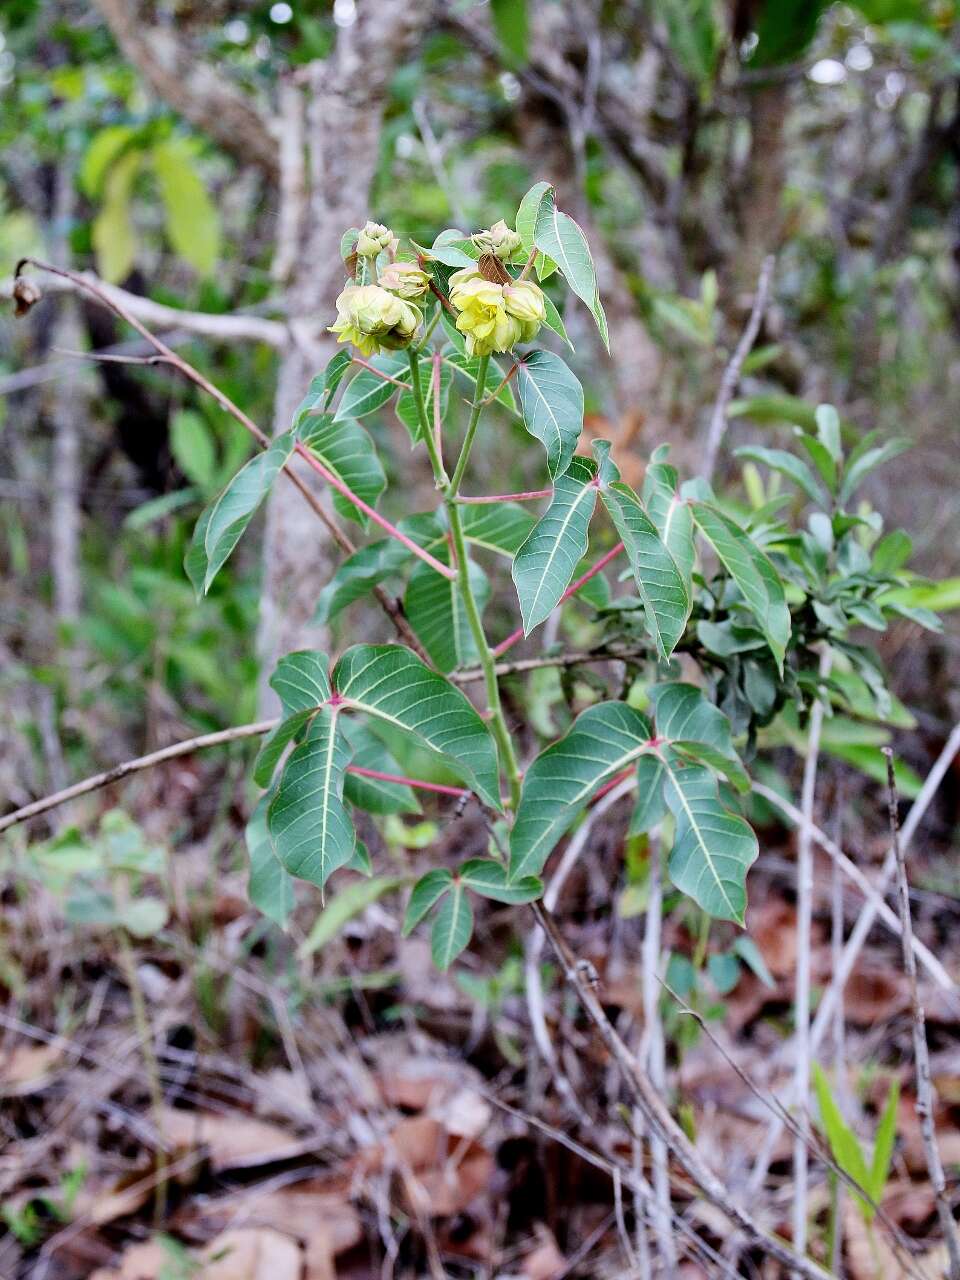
521,1226 -> 565,1279
355,1115 -> 493,1216
201,1228 -> 302,1280
90,1240 -> 169,1280
0,1042 -> 62,1093
159,1106 -> 312,1171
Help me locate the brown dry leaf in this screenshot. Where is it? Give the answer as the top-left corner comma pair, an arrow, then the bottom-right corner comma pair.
355,1115 -> 493,1216
897,1092 -> 960,1173
159,1106 -> 312,1171
521,1226 -> 566,1279
843,965 -> 910,1026
843,1201 -> 948,1280
0,1042 -> 62,1093
201,1228 -> 302,1279
376,1053 -> 491,1140
90,1240 -> 169,1280
747,899 -> 798,978
74,1161 -> 163,1226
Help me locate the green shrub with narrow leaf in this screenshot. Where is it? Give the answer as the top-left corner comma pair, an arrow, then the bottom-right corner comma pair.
182,185 -> 939,968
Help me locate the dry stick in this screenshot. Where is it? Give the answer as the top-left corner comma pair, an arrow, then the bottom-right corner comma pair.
883,747 -> 960,1280
752,783 -> 952,990
524,777 -> 635,1117
13,258 -> 429,658
702,254 -> 776,483
529,901 -> 833,1280
748,718 -> 960,1195
793,650 -> 831,1268
639,830 -> 675,1273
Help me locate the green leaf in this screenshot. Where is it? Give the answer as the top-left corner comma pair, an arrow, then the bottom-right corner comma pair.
734,446 -> 826,504
629,754 -> 668,835
92,148 -> 139,283
509,702 -> 653,881
334,354 -> 407,420
292,354 -> 353,431
839,437 -> 910,504
246,792 -> 295,926
332,644 -> 502,809
459,859 -> 543,903
599,481 -> 690,660
661,759 -> 758,924
643,461 -> 695,588
815,403 -> 842,464
491,0 -> 529,64
268,708 -> 355,892
297,412 -> 386,528
196,432 -> 294,593
119,898 -> 169,938
342,720 -> 420,815
655,0 -> 719,85
431,881 -> 474,969
461,503 -> 534,556
813,1063 -> 873,1219
312,514 -> 442,623
733,936 -> 775,988
253,708 -> 313,787
445,350 -> 518,411
707,952 -> 742,995
81,124 -> 137,197
405,554 -> 490,673
691,502 -> 791,670
651,682 -> 738,760
868,1077 -> 900,1209
170,410 -> 216,489
541,292 -> 572,347
402,868 -> 453,935
512,457 -> 598,634
152,138 -> 220,278
516,181 -> 552,254
516,350 -> 584,480
301,874 -> 406,954
533,191 -> 608,349
269,649 -> 332,715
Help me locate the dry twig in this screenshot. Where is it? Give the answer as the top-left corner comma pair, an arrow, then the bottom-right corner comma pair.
883,747 -> 960,1279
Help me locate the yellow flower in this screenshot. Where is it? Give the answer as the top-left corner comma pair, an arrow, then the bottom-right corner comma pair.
356,221 -> 398,258
448,267 -> 545,356
472,219 -> 522,261
329,284 -> 421,356
378,261 -> 430,301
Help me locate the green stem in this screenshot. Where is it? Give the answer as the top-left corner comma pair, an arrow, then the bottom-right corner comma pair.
448,499 -> 522,808
449,354 -> 489,495
415,305 -> 442,353
407,347 -> 449,488
406,348 -> 521,808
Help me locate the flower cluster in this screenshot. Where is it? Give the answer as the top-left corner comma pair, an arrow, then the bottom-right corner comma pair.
449,268 -> 545,357
330,218 -> 545,357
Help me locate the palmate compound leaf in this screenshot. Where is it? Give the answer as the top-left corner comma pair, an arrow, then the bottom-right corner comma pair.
332,644 -> 502,810
188,431 -> 295,595
509,702 -> 654,882
598,480 -> 690,660
642,457 -> 695,588
405,554 -> 491,673
340,720 -> 419,815
516,350 -> 584,480
661,757 -> 758,925
533,188 -> 608,349
267,707 -> 355,892
512,457 -> 599,634
245,790 -> 295,926
691,501 -> 791,671
297,412 -> 386,529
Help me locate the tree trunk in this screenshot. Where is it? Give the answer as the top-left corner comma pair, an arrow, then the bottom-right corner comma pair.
256,6 -> 427,711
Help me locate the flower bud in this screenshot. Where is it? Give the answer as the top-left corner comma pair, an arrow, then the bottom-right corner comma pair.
12,276 -> 42,318
448,267 -> 543,356
329,283 -> 421,356
356,221 -> 398,258
471,219 -> 522,261
378,260 -> 430,301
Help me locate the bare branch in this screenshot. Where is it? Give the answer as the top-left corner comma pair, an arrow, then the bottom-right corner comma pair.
702,254 -> 776,482
93,0 -> 279,180
884,748 -> 960,1279
1,273 -> 287,347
